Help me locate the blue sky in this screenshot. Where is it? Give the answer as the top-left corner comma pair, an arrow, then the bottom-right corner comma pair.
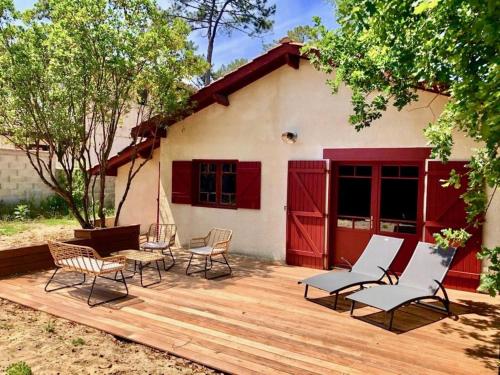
13,0 -> 337,69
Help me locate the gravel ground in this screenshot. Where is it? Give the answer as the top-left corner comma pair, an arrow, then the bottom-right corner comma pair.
0,298 -> 220,375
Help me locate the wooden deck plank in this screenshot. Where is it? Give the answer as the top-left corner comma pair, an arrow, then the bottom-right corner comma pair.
0,255 -> 497,375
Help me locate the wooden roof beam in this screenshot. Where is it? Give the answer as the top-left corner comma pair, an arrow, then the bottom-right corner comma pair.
213,93 -> 229,106
285,53 -> 300,70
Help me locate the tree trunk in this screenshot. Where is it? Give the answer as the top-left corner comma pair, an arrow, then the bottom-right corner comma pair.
98,172 -> 106,227
203,39 -> 215,86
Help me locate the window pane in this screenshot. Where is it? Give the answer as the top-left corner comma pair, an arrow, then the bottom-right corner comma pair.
339,166 -> 354,176
222,163 -> 235,173
380,179 -> 418,221
382,166 -> 399,177
337,178 -> 371,218
400,166 -> 419,178
221,162 -> 236,205
356,166 -> 372,177
222,174 -> 236,193
199,163 -> 216,204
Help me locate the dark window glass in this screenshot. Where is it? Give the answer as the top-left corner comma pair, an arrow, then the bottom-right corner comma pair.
337,178 -> 371,218
198,161 -> 237,206
339,166 -> 354,176
356,166 -> 372,177
400,166 -> 419,178
221,162 -> 236,205
380,179 -> 418,221
199,163 -> 216,204
381,166 -> 399,177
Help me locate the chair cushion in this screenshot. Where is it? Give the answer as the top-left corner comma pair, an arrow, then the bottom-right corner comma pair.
189,246 -> 213,256
60,256 -> 122,273
141,241 -> 168,250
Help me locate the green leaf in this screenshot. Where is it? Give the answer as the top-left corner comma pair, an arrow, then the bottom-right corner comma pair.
414,0 -> 441,15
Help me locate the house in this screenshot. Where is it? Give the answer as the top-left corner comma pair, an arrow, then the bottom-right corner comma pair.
101,41 -> 499,292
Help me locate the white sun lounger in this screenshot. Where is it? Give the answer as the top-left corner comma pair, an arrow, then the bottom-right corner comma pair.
298,235 -> 404,309
347,242 -> 456,330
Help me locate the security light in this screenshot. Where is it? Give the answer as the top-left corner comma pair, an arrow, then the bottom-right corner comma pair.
281,131 -> 298,144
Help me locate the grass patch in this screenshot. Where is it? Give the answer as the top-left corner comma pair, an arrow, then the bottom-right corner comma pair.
71,337 -> 86,346
0,222 -> 25,236
43,320 -> 56,334
0,218 -> 77,237
36,217 -> 77,226
5,361 -> 32,375
0,322 -> 14,330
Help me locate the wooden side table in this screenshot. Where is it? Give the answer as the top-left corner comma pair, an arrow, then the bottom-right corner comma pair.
111,250 -> 165,287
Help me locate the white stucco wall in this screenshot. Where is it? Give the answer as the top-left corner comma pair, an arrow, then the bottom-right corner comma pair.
114,149 -> 160,234
115,61 -> 493,261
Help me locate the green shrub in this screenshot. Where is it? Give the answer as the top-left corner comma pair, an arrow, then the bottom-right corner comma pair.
0,195 -> 73,221
0,200 -> 16,220
43,320 -> 55,334
38,195 -> 70,217
71,337 -> 85,346
13,204 -> 30,221
5,361 -> 32,375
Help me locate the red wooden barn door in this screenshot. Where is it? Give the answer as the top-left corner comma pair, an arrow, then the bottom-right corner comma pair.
286,160 -> 329,269
425,161 -> 482,291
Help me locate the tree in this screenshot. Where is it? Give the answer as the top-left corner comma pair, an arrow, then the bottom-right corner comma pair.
211,57 -> 248,80
170,0 -> 276,85
262,24 -> 314,51
0,0 -> 206,228
306,0 -> 499,295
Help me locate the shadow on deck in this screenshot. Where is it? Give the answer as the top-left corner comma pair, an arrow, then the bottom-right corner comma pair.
0,250 -> 498,374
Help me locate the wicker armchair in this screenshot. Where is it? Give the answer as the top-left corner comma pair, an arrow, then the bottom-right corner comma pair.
140,223 -> 177,271
186,228 -> 233,279
45,241 -> 128,307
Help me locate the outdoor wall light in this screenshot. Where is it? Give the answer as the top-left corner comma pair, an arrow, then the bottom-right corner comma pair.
281,131 -> 298,144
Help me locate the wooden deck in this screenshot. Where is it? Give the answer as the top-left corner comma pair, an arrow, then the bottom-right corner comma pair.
0,251 -> 498,374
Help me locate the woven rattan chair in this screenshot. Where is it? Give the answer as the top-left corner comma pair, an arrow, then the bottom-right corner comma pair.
186,228 -> 233,279
140,224 -> 176,271
45,241 -> 128,307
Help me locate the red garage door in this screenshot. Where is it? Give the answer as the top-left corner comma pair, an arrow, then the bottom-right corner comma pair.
286,160 -> 329,269
425,161 -> 482,291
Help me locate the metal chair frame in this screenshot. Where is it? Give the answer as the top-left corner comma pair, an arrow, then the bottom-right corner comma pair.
141,223 -> 177,271
45,241 -> 129,307
185,228 -> 233,279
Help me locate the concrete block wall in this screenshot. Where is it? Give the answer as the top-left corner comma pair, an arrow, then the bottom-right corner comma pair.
0,148 -> 115,208
0,149 -> 54,203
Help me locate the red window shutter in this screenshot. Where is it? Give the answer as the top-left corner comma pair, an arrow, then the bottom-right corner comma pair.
425,161 -> 482,291
236,162 -> 261,209
172,161 -> 193,204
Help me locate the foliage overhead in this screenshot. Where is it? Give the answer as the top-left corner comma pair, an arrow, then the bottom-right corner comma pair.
211,57 -> 248,80
306,0 -> 499,295
263,24 -> 314,51
170,0 -> 276,85
0,0 -> 206,228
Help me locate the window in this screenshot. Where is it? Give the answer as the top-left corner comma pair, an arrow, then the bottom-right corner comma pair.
198,162 -> 217,204
197,161 -> 237,207
172,160 -> 261,209
379,165 -> 419,234
337,165 -> 372,229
